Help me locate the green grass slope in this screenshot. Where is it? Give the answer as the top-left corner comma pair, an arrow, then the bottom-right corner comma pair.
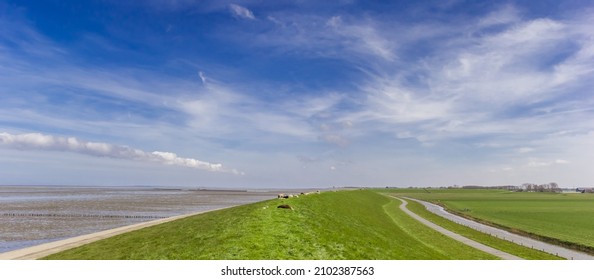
44,190 -> 496,260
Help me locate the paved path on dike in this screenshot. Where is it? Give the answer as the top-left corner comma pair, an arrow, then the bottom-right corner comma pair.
403,197 -> 594,260
0,207 -> 231,260
394,197 -> 522,260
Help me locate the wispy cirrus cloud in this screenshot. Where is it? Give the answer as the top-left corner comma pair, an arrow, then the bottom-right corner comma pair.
180,81 -> 309,138
193,4 -> 594,159
220,12 -> 399,64
351,8 -> 594,143
325,15 -> 396,61
0,10 -> 336,147
0,132 -> 242,174
477,4 -> 521,28
229,4 -> 256,20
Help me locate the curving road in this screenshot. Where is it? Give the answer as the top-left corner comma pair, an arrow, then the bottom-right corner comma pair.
394,197 -> 523,260
404,197 -> 594,260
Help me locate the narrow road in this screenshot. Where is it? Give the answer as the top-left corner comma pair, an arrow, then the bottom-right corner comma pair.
405,197 -> 594,260
0,206 -> 231,260
394,197 -> 523,260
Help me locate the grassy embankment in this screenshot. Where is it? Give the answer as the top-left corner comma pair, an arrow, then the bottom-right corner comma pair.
383,188 -> 594,255
45,190 -> 497,260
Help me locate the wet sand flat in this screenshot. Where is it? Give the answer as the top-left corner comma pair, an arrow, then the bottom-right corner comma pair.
0,207 -> 230,260
0,186 -> 278,253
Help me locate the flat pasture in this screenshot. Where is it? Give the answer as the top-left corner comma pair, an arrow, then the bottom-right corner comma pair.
384,189 -> 594,253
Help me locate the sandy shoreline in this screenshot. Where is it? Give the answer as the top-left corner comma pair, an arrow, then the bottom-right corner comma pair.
0,206 -> 232,260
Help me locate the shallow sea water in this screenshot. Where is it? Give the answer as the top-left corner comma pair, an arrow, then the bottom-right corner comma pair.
0,186 -> 278,253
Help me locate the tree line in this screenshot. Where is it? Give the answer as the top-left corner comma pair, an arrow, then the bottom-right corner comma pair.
521,182 -> 562,193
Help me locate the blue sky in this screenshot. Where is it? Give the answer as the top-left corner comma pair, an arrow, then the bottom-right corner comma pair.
1,0 -> 594,188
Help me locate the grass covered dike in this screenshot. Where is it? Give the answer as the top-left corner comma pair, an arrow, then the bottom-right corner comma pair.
45,190 -> 498,260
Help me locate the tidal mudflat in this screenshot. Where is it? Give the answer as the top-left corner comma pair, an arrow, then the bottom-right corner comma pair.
0,186 -> 278,253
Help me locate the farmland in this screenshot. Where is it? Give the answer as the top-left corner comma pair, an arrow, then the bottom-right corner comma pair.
383,188 -> 594,254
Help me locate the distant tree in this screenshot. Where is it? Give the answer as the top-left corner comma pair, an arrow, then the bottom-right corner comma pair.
522,183 -> 535,192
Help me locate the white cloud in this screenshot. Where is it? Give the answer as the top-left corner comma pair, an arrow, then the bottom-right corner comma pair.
325,15 -> 395,61
267,16 -> 282,26
0,132 -> 239,173
527,161 -> 552,167
284,93 -> 343,119
361,79 -> 452,124
516,147 -> 535,153
209,5 -> 594,150
319,134 -> 349,147
232,12 -> 396,62
478,5 -> 520,28
349,11 -> 594,145
527,159 -> 570,168
431,19 -> 571,107
229,4 -> 256,20
198,71 -> 207,84
179,81 -> 333,142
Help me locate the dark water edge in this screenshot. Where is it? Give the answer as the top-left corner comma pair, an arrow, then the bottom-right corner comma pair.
0,186 -> 286,253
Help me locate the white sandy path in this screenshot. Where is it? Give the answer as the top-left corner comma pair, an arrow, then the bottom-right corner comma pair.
394,197 -> 523,260
0,206 -> 232,260
404,197 -> 594,260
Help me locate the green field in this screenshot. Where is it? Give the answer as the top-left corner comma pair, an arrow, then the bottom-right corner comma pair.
45,190 -> 498,260
395,197 -> 561,259
383,188 -> 594,254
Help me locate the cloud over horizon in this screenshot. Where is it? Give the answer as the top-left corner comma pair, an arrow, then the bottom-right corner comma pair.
0,132 -> 241,174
